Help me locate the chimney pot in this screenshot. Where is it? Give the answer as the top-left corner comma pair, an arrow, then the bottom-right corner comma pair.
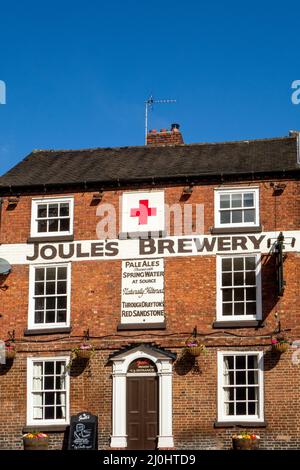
171,123 -> 180,131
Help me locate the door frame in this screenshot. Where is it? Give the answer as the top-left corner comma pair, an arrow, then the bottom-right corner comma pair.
110,344 -> 174,449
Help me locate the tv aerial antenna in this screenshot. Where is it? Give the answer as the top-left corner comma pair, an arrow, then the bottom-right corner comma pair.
144,95 -> 176,144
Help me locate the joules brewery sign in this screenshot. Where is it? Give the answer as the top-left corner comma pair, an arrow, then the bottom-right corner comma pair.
121,258 -> 164,324
0,232 -> 298,265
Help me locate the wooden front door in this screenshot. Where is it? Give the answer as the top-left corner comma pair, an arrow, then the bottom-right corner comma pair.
127,376 -> 158,450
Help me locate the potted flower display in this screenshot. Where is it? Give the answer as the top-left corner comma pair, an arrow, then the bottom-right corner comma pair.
5,342 -> 16,360
232,432 -> 260,450
185,338 -> 206,357
73,342 -> 95,360
271,333 -> 290,353
23,432 -> 49,450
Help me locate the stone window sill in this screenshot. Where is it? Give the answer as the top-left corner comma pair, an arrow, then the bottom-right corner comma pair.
27,235 -> 74,243
213,321 -> 264,329
24,327 -> 72,336
23,425 -> 68,433
214,421 -> 267,428
210,225 -> 262,235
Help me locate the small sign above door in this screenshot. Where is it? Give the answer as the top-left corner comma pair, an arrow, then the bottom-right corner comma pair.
128,358 -> 157,374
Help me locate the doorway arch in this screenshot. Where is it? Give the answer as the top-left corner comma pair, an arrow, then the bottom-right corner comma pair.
110,344 -> 175,449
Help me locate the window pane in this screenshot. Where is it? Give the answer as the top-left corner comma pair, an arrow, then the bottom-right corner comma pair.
49,219 -> 59,232
245,271 -> 256,285
244,209 -> 255,223
243,193 -> 254,207
57,267 -> 67,280
35,282 -> 44,296
46,282 -> 55,295
224,370 -> 234,385
224,387 -> 235,401
225,402 -> 234,416
44,376 -> 54,389
248,387 -> 258,400
232,210 -> 243,223
223,289 -> 232,302
35,311 -> 44,323
246,302 -> 256,315
222,258 -> 232,271
57,310 -> 67,322
233,258 -> 244,271
220,211 -> 230,224
60,203 -> 69,216
236,356 -> 246,370
48,204 -> 58,217
234,288 -> 244,301
231,194 -> 242,208
224,356 -> 234,370
35,268 -> 45,281
46,297 -> 56,310
44,362 -> 54,374
248,371 -> 258,385
45,392 -> 55,405
57,297 -> 67,309
246,288 -> 256,300
46,268 -> 56,281
234,302 -> 244,315
223,303 -> 232,316
247,355 -> 258,369
236,387 -> 246,400
46,311 -> 56,323
234,272 -> 243,285
220,194 -> 230,208
248,402 -> 257,415
35,298 -> 45,310
222,273 -> 232,286
236,402 -> 247,415
37,220 -> 47,233
56,361 -> 66,376
246,257 -> 256,270
60,219 -> 70,232
37,205 -> 47,218
45,407 -> 55,419
57,281 -> 67,294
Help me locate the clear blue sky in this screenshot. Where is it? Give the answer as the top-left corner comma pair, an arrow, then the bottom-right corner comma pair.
0,0 -> 300,176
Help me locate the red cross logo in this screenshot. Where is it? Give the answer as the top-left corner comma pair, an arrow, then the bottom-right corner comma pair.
130,199 -> 157,225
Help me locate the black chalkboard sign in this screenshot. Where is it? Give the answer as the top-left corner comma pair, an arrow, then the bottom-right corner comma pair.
68,412 -> 98,450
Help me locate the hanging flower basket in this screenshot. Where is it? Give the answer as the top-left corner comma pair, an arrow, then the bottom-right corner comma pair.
5,344 -> 16,360
232,433 -> 260,450
184,338 -> 206,357
272,342 -> 289,354
73,343 -> 95,360
271,333 -> 290,354
23,432 -> 49,450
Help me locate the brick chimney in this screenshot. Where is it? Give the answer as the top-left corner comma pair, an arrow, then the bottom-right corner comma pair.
146,123 -> 184,146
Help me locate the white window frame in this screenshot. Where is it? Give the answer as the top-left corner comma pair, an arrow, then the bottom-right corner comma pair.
216,253 -> 262,322
30,196 -> 74,238
214,188 -> 259,228
28,263 -> 71,330
217,351 -> 264,423
27,356 -> 70,426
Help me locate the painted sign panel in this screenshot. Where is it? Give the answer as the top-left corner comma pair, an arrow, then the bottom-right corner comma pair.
0,231 -> 298,264
121,191 -> 165,234
121,258 -> 164,324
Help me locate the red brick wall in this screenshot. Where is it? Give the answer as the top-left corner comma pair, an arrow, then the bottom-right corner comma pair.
0,179 -> 300,449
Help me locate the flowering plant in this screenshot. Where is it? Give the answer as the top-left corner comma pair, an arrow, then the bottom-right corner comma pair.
232,432 -> 260,440
271,333 -> 289,345
5,342 -> 15,350
23,432 -> 48,439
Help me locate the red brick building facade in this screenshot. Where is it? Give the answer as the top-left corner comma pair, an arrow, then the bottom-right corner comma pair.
0,127 -> 300,449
